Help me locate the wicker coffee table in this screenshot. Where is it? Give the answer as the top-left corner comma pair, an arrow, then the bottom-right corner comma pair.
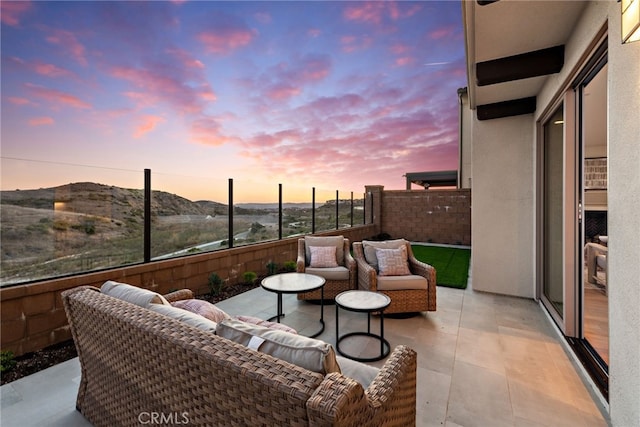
261,272 -> 325,338
335,290 -> 391,361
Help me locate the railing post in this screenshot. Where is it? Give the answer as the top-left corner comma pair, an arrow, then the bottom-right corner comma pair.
279,183 -> 283,240
312,187 -> 316,234
350,191 -> 354,227
144,168 -> 151,262
228,178 -> 234,249
363,192 -> 366,225
335,190 -> 339,230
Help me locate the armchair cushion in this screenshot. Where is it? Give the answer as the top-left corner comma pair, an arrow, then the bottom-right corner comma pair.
376,246 -> 411,276
305,266 -> 350,281
304,235 -> 345,266
362,239 -> 407,271
377,275 -> 429,291
309,245 -> 339,268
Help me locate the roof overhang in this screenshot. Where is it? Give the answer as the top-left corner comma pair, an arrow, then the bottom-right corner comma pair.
463,0 -> 588,120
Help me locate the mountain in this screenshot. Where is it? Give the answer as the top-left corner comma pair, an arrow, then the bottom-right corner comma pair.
0,182 -> 227,221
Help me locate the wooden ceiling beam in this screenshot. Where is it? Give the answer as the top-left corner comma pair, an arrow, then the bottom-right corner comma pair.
477,97 -> 536,121
476,45 -> 564,86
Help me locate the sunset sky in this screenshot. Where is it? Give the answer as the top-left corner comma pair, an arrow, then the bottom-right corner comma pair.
1,1 -> 466,202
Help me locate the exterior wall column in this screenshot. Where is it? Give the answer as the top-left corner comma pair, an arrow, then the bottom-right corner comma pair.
365,185 -> 384,236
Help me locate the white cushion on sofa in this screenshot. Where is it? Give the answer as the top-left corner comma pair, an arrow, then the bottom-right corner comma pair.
336,355 -> 380,388
217,319 -> 341,375
305,235 -> 345,266
101,280 -> 169,307
149,304 -> 218,334
376,275 -> 428,291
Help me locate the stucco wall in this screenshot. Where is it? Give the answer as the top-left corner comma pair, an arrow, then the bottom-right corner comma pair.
471,114 -> 535,298
606,3 -> 640,426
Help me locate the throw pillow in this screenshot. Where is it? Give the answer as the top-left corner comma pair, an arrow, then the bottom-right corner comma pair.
362,239 -> 407,271
149,304 -> 218,334
234,315 -> 297,334
216,319 -> 341,375
304,235 -> 345,266
376,246 -> 411,276
171,299 -> 231,323
101,280 -> 169,307
309,245 -> 339,268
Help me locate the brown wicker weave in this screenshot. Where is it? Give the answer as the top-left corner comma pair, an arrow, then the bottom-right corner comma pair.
62,287 -> 417,426
296,238 -> 357,301
353,241 -> 436,314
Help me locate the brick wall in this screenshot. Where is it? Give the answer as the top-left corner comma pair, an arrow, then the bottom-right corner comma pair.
380,189 -> 471,245
0,225 -> 375,356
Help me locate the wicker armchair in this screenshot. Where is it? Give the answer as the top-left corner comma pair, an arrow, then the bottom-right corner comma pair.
296,236 -> 356,301
353,239 -> 436,314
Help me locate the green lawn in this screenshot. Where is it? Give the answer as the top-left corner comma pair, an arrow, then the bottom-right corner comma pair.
411,245 -> 471,289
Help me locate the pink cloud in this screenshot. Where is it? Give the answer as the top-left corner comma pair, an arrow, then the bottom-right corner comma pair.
256,54 -> 331,101
389,43 -> 410,55
45,29 -> 88,66
340,35 -> 373,53
190,116 -> 241,146
266,84 -> 301,100
111,66 -> 211,114
24,83 -> 91,109
134,115 -> 164,138
343,2 -> 387,25
8,97 -> 32,106
395,57 -> 415,67
308,28 -> 321,38
5,56 -> 73,78
0,1 -> 31,26
198,28 -> 256,54
428,25 -> 457,40
28,116 -> 54,126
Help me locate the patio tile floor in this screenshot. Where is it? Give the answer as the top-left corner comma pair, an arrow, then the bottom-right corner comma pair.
1,279 -> 610,426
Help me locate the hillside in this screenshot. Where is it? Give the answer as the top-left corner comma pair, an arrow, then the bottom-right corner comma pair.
0,182 -> 227,222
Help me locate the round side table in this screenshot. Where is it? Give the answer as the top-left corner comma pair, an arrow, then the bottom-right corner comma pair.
335,290 -> 391,362
260,272 -> 325,338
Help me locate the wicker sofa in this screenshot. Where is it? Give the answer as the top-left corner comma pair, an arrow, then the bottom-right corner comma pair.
62,286 -> 417,426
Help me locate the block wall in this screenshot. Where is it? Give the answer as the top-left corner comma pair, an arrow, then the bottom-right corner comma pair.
0,225 -> 376,356
381,189 -> 471,245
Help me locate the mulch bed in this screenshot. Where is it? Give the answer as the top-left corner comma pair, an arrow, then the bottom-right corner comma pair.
1,282 -> 260,386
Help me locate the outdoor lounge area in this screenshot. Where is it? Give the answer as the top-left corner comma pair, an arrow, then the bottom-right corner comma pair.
1,274 -> 608,426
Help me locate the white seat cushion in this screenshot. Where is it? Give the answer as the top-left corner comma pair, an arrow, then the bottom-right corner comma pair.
376,275 -> 428,291
305,266 -> 350,281
217,319 -> 340,375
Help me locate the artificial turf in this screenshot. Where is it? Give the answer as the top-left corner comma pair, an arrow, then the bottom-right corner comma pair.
411,245 -> 471,289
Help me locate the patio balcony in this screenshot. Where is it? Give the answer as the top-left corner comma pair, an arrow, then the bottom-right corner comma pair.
1,274 -> 609,426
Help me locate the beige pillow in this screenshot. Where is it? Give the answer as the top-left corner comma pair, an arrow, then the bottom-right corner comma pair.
376,246 -> 411,276
336,356 -> 380,388
149,304 -> 218,334
101,280 -> 169,307
217,319 -> 340,375
362,239 -> 407,271
309,245 -> 339,268
305,235 -> 344,266
171,299 -> 230,323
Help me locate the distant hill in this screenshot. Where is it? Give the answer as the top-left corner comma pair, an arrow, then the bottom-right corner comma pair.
0,182 -> 228,222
